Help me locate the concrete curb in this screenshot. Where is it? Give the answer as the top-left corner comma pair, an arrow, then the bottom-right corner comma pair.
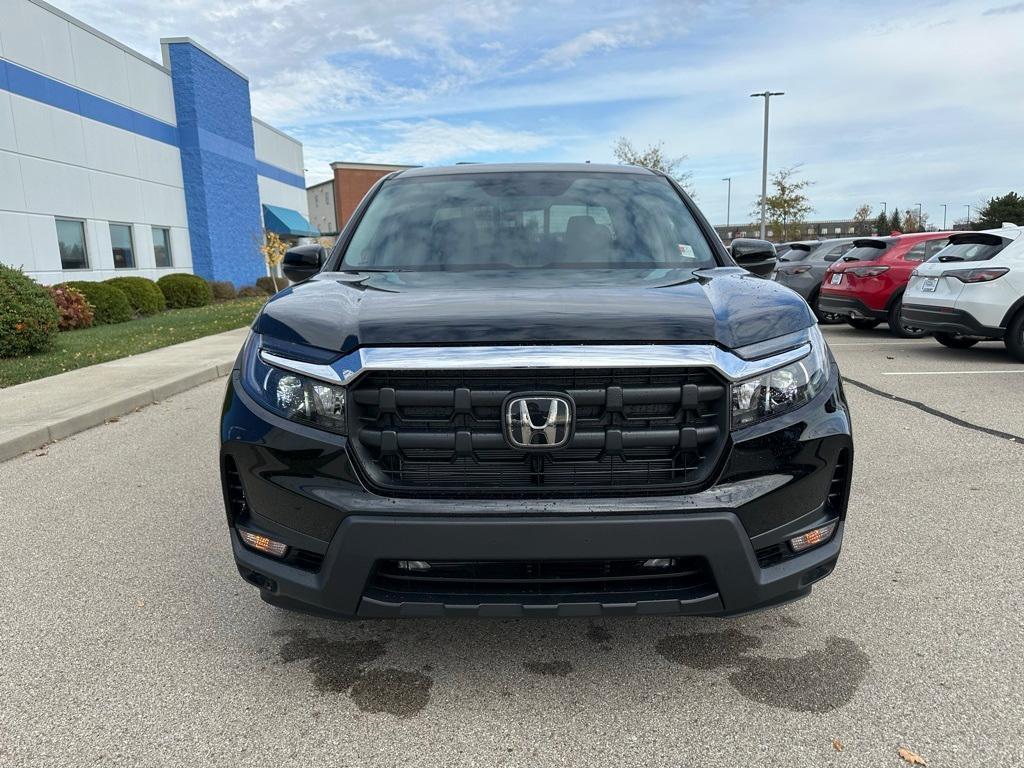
0,328 -> 248,463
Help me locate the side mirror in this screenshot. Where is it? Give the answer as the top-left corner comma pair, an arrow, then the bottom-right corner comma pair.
730,238 -> 777,277
282,244 -> 326,283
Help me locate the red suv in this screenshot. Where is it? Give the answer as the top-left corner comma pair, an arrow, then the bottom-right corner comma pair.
818,232 -> 958,337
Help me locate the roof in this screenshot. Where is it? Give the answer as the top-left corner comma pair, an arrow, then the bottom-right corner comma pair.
395,163 -> 655,178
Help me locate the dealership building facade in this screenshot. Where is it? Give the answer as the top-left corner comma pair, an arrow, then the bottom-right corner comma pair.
0,0 -> 315,287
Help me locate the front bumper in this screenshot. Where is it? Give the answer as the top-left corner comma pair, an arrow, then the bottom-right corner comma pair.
221,365 -> 853,618
901,304 -> 1004,339
817,294 -> 886,320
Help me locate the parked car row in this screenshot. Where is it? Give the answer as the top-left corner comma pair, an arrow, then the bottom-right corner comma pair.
770,227 -> 1024,360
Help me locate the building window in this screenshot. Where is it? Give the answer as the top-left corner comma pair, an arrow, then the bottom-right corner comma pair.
152,227 -> 173,268
848,227 -> 856,234
110,224 -> 135,269
834,227 -> 842,234
807,227 -> 814,235
56,219 -> 89,270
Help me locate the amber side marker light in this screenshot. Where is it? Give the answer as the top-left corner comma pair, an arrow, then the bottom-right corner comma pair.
239,529 -> 289,558
789,520 -> 838,553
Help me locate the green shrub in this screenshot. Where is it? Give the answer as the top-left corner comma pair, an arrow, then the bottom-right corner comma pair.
237,285 -> 268,298
62,281 -> 133,324
210,280 -> 237,300
48,284 -> 94,330
157,273 -> 212,308
0,265 -> 60,357
256,276 -> 285,295
104,276 -> 165,316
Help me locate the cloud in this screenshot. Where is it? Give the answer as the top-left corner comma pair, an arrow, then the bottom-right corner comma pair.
297,118 -> 555,173
983,2 -> 1024,14
52,0 -> 1024,219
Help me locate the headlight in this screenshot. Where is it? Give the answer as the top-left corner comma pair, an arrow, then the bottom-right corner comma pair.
241,336 -> 347,434
731,326 -> 829,429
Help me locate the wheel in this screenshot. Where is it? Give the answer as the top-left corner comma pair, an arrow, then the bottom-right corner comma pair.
1005,308 -> 1024,362
887,296 -> 928,338
847,318 -> 880,330
934,332 -> 980,349
812,291 -> 844,324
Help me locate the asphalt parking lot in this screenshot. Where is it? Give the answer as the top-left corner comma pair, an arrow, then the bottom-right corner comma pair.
1,324 -> 1022,767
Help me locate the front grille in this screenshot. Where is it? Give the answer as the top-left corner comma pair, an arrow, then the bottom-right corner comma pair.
347,367 -> 729,497
365,557 -> 716,605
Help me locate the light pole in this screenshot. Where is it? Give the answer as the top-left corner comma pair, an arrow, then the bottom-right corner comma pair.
722,177 -> 732,229
965,204 -> 971,227
941,204 -> 947,229
880,202 -> 887,215
916,203 -> 923,232
750,90 -> 784,239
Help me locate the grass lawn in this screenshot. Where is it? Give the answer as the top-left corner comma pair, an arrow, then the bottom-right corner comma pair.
0,298 -> 265,388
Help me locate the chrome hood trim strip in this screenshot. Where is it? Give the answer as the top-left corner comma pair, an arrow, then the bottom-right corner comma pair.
260,339 -> 812,385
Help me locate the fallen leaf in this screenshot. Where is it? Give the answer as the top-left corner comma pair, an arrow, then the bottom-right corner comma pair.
898,747 -> 927,765
832,739 -> 843,752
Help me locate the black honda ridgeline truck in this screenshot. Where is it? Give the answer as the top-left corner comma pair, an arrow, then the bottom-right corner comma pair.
221,163 -> 853,618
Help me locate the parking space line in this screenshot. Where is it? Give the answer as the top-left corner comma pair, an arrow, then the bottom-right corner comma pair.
827,341 -> 931,347
882,370 -> 1024,376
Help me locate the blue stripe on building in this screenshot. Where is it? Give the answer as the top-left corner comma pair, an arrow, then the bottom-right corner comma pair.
0,57 -> 179,146
256,160 -> 306,189
0,56 -> 304,189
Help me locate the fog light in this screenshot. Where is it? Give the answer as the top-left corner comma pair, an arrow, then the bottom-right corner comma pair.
789,520 -> 838,553
642,558 -> 677,569
397,560 -> 431,571
239,529 -> 289,558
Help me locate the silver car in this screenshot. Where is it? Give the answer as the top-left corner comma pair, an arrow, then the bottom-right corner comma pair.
772,238 -> 858,322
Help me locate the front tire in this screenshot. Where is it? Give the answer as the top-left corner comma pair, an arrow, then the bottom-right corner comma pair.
887,296 -> 928,338
1005,309 -> 1024,362
847,318 -> 880,330
934,332 -> 980,349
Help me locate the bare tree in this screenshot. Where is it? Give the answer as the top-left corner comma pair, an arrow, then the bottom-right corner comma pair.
612,137 -> 695,196
853,204 -> 873,235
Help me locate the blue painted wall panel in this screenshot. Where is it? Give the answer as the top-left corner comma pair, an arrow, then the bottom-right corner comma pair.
167,41 -> 264,287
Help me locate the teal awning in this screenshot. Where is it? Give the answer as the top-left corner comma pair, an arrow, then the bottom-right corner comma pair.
262,204 -> 318,237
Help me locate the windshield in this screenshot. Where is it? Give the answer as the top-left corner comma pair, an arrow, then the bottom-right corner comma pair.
340,172 -> 718,271
927,238 -> 1008,263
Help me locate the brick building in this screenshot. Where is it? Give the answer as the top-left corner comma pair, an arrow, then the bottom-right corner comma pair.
307,161 -> 416,236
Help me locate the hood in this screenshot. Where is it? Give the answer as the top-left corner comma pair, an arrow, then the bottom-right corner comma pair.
254,268 -> 815,355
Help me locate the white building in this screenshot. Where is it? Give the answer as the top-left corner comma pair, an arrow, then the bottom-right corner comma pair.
0,0 -> 315,287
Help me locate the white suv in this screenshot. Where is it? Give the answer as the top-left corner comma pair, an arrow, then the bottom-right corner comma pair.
902,225 -> 1024,361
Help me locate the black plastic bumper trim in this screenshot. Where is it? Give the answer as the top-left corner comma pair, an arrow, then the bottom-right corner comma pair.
231,514 -> 844,618
901,304 -> 1004,338
817,295 -> 885,320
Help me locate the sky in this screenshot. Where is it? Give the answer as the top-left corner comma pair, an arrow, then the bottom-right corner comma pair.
57,0 -> 1024,225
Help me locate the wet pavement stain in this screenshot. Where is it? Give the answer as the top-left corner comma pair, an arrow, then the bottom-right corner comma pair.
525,659 -> 573,677
655,629 -> 763,669
278,630 -> 386,693
655,631 -> 869,713
277,629 -> 436,716
586,623 -> 612,647
349,668 -> 434,718
728,637 -> 870,713
780,615 -> 802,628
